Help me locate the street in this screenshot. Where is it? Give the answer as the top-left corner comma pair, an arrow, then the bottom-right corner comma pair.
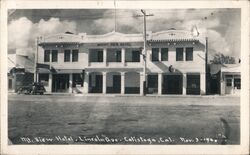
8,94 -> 240,144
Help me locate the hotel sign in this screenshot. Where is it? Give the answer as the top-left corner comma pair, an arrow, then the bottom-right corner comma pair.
96,42 -> 132,47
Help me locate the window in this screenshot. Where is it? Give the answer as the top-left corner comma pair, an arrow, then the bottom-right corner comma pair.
39,74 -> 49,86
226,79 -> 232,86
132,51 -> 140,62
44,50 -> 50,62
234,78 -> 241,89
125,50 -> 140,62
152,48 -> 159,61
51,50 -> 58,62
186,47 -> 193,61
89,50 -> 103,62
161,48 -> 168,61
72,50 -> 79,62
64,50 -> 71,62
115,50 -> 121,62
176,48 -> 183,61
107,49 -> 121,62
73,73 -> 83,87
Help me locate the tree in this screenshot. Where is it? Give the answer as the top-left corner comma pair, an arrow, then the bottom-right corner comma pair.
210,53 -> 236,64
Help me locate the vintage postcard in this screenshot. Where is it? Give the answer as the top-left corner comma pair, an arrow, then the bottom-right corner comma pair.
1,0 -> 249,155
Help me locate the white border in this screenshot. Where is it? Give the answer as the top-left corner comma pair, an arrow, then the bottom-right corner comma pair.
1,0 -> 249,155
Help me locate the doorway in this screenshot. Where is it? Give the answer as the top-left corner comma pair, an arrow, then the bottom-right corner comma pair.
52,74 -> 69,92
162,74 -> 182,94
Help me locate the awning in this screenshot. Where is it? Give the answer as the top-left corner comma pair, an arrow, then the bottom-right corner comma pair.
38,68 -> 84,74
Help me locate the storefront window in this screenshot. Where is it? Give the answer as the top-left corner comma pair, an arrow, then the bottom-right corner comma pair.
73,73 -> 83,87
226,79 -> 232,86
39,74 -> 49,86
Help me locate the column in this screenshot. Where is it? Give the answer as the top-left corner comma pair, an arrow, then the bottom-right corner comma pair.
122,48 -> 125,66
158,73 -> 162,95
48,73 -> 52,93
83,72 -> 89,94
183,47 -> 186,61
103,72 -> 107,94
121,72 -> 125,94
200,73 -> 206,95
182,73 -> 186,95
69,73 -> 73,93
140,73 -> 144,96
159,48 -> 162,62
103,48 -> 107,66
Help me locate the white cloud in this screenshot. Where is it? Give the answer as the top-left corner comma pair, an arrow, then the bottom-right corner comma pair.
8,17 -> 33,49
8,17 -> 77,57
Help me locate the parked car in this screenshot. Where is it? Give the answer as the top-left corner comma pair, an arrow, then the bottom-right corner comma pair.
17,82 -> 46,95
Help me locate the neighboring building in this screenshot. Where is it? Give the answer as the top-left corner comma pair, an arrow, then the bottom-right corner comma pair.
220,64 -> 241,95
208,63 -> 241,95
37,29 -> 207,95
8,49 -> 34,92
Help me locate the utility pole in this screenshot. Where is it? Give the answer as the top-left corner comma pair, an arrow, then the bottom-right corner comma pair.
114,0 -> 117,32
34,37 -> 39,83
139,9 -> 153,95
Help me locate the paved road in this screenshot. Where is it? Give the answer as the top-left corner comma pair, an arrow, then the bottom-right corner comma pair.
8,94 -> 240,145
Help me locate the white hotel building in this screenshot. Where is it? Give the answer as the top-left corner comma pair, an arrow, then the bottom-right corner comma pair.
37,29 -> 207,95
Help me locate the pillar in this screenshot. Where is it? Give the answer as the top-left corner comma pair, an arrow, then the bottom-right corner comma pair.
122,48 -> 125,66
182,73 -> 186,95
69,73 -> 73,93
103,48 -> 107,66
121,72 -> 125,94
159,48 -> 162,61
158,73 -> 162,95
48,73 -> 52,93
103,72 -> 107,94
83,72 -> 89,94
200,73 -> 206,95
140,73 -> 144,96
183,47 -> 186,61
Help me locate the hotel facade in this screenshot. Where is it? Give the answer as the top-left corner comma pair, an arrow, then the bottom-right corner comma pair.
37,29 -> 207,95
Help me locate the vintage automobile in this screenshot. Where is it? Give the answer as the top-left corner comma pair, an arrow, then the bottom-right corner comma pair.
17,82 -> 46,95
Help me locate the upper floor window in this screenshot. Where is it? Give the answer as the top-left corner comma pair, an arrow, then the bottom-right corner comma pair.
186,47 -> 193,61
176,48 -> 183,61
107,49 -> 121,62
161,48 -> 168,61
72,50 -> 79,62
44,50 -> 50,62
64,50 -> 71,62
132,50 -> 140,62
89,50 -> 103,62
152,48 -> 159,61
125,50 -> 140,62
234,78 -> 241,89
51,50 -> 58,62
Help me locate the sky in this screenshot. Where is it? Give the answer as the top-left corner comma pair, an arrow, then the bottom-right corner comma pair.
8,9 -> 241,61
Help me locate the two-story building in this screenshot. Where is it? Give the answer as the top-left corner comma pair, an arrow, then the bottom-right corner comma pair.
37,29 -> 207,95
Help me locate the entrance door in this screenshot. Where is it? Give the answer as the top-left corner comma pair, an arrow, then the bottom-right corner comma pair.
113,75 -> 121,93
52,74 -> 69,92
187,74 -> 200,95
95,75 -> 103,93
163,75 -> 182,94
